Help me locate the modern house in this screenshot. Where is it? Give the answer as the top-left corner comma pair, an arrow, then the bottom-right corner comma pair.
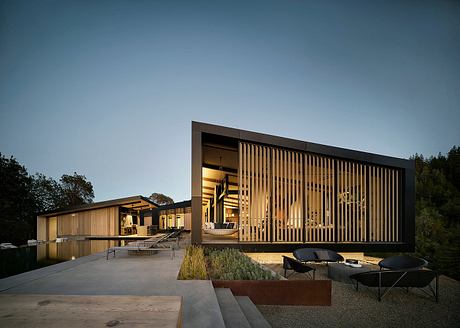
192,122 -> 415,252
37,196 -> 158,240
36,121 -> 415,253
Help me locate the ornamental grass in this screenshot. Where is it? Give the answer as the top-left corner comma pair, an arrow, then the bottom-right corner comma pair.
177,245 -> 208,280
206,248 -> 277,280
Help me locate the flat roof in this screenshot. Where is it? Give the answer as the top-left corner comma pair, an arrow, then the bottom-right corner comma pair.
38,195 -> 158,217
155,200 -> 191,211
192,121 -> 414,170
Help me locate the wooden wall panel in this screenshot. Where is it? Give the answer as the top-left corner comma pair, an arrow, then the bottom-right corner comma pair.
239,141 -> 401,244
270,147 -> 303,243
336,160 -> 367,242
368,166 -> 400,242
239,142 -> 271,242
305,154 -> 335,242
55,207 -> 119,237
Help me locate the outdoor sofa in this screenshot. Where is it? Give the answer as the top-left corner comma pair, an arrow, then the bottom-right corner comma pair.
203,222 -> 238,236
282,247 -> 343,279
293,247 -> 344,263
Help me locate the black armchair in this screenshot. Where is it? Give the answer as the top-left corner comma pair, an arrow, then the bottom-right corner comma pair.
282,256 -> 316,279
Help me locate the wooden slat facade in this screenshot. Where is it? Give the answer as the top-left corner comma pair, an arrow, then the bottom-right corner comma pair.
239,142 -> 401,243
56,207 -> 119,237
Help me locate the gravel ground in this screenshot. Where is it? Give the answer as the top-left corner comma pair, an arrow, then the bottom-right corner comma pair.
259,264 -> 460,328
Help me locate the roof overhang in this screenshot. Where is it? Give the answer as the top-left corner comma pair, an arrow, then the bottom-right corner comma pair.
38,196 -> 158,217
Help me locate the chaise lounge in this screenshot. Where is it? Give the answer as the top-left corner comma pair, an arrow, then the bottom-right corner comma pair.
106,231 -> 177,260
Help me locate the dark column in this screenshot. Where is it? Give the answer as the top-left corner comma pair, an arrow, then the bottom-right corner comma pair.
403,161 -> 416,252
191,126 -> 202,244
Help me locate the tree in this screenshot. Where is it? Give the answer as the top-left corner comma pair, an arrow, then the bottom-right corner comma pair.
31,173 -> 63,212
412,146 -> 460,279
0,153 -> 36,244
0,153 -> 95,245
59,173 -> 94,207
149,193 -> 174,206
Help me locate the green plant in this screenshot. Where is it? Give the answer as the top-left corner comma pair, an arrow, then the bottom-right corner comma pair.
206,248 -> 277,280
177,245 -> 207,280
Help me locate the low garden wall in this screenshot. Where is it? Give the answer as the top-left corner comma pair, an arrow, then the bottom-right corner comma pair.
212,279 -> 331,306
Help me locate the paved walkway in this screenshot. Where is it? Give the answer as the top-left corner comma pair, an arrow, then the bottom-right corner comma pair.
0,245 -> 225,328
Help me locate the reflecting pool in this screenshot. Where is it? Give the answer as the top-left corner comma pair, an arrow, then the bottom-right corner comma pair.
0,239 -> 122,278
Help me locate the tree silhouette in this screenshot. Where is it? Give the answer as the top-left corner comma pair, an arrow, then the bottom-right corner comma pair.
149,193 -> 174,206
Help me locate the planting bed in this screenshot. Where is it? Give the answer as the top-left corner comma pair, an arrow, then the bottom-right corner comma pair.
178,246 -> 278,280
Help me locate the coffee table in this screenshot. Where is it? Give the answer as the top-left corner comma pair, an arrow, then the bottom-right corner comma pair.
328,262 -> 373,284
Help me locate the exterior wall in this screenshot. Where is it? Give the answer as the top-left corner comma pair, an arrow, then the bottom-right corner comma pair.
48,217 -> 57,240
184,212 -> 192,230
37,206 -> 119,240
57,206 -> 119,237
37,216 -> 47,241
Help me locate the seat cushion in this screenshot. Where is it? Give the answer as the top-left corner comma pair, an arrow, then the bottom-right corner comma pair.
293,248 -> 317,262
315,250 -> 333,261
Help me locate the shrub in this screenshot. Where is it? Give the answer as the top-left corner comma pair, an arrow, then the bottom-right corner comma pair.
206,248 -> 277,280
178,246 -> 278,280
178,245 -> 207,280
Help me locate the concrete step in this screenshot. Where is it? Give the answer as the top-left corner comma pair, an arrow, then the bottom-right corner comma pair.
215,288 -> 251,328
236,296 -> 272,328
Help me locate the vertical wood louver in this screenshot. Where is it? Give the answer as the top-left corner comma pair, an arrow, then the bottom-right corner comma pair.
239,142 -> 401,243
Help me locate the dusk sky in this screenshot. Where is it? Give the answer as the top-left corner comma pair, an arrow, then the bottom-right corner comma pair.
1,0 -> 459,202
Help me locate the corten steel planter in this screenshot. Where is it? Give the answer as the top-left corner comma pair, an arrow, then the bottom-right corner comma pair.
212,279 -> 331,306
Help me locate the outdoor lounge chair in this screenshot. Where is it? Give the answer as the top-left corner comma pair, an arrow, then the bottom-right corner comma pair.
106,232 -> 176,260
378,255 -> 428,271
158,227 -> 184,248
350,269 -> 439,302
282,256 -> 316,279
293,248 -> 344,263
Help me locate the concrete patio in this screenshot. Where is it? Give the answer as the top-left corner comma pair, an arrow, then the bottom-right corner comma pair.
2,240 -> 459,328
0,243 -> 225,328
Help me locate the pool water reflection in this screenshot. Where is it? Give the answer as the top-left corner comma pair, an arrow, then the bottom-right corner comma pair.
0,239 -> 122,279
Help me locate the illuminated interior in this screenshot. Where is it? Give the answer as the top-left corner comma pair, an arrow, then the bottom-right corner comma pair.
200,134 -> 402,244
201,138 -> 239,243
119,199 -> 156,236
